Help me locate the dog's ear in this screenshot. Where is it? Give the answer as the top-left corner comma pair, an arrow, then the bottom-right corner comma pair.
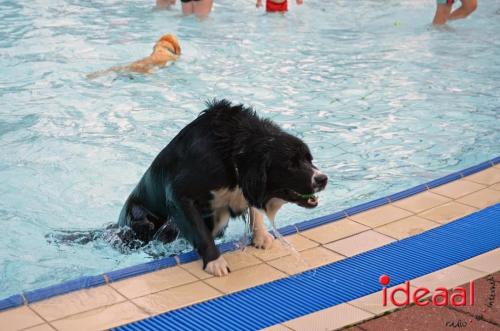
158,34 -> 181,55
240,151 -> 270,209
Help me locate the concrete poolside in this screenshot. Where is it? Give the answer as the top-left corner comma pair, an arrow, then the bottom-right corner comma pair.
0,163 -> 499,331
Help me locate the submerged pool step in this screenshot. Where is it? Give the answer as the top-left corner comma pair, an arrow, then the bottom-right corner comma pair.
116,204 -> 500,331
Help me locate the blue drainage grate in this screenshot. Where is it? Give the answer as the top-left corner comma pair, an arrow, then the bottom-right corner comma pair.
116,204 -> 500,331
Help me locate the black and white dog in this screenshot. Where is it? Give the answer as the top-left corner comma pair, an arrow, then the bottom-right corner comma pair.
118,100 -> 328,276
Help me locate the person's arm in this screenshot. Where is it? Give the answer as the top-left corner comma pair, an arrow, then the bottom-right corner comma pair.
296,0 -> 303,4
256,0 -> 262,8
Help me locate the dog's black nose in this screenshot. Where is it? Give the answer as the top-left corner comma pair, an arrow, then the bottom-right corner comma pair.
314,173 -> 328,188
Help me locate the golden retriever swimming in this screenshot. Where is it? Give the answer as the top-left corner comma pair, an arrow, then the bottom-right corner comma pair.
87,34 -> 181,78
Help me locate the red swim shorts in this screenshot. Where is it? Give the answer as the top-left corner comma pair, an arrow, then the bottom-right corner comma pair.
266,0 -> 287,12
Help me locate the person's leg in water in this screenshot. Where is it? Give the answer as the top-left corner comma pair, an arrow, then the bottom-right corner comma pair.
182,0 -> 213,17
433,0 -> 454,25
449,0 -> 477,20
433,0 -> 478,25
156,0 -> 176,9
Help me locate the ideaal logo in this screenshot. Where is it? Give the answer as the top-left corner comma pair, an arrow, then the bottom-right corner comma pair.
379,274 -> 474,307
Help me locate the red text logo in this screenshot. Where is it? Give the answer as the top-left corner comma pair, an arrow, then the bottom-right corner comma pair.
379,274 -> 474,307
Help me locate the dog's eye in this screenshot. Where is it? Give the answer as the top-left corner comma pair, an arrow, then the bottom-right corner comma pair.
287,157 -> 301,169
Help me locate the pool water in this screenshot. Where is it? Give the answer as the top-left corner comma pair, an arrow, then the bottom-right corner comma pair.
0,0 -> 499,299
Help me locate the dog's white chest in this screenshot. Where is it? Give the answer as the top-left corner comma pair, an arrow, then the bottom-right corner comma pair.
210,187 -> 248,236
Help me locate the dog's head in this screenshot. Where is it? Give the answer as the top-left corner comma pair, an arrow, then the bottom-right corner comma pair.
153,34 -> 181,56
240,133 -> 328,212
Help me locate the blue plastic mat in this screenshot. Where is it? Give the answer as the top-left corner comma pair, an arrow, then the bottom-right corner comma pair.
116,204 -> 500,331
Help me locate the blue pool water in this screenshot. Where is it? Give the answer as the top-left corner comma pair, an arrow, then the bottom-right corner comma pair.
0,0 -> 499,299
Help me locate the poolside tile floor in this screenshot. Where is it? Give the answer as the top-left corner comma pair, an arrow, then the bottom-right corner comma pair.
246,234 -> 319,261
282,303 -> 373,331
266,246 -> 345,275
464,167 -> 500,185
347,205 -> 413,228
24,324 -> 56,331
0,165 -> 499,331
0,306 -> 44,331
457,188 -> 500,209
30,285 -> 125,321
323,230 -> 396,257
410,264 -> 486,291
50,301 -> 148,331
203,264 -> 286,294
392,191 -> 451,213
418,201 -> 477,224
301,219 -> 369,244
132,281 -> 222,315
374,215 -> 439,240
109,266 -> 197,299
430,179 -> 485,199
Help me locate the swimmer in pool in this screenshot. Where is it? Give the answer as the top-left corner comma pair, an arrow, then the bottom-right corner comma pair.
156,0 -> 213,17
156,0 -> 176,9
256,0 -> 303,13
433,0 -> 477,25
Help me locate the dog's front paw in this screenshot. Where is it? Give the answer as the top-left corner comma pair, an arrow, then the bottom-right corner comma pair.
204,256 -> 230,277
253,231 -> 274,249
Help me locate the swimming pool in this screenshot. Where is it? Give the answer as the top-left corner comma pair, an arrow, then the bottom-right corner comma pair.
0,0 -> 499,299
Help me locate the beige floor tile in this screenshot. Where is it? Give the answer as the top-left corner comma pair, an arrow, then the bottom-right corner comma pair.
266,247 -> 345,275
30,285 -> 125,321
418,202 -> 478,224
110,266 -> 197,299
431,180 -> 485,199
349,285 -> 418,315
133,281 -> 221,315
247,234 -> 318,261
222,250 -> 262,271
457,188 -> 500,209
51,301 -> 148,331
260,324 -> 294,331
24,324 -> 55,331
301,219 -> 369,244
283,303 -> 373,331
392,191 -> 451,213
180,250 -> 265,280
349,205 -> 413,228
0,306 -> 44,331
204,264 -> 286,294
348,205 -> 413,228
459,248 -> 500,273
180,260 -> 213,280
464,167 -> 500,185
411,264 -> 486,291
324,230 -> 396,257
374,216 -> 439,240
490,182 -> 500,191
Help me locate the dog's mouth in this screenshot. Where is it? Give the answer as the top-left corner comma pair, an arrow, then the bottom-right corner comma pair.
273,189 -> 319,208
